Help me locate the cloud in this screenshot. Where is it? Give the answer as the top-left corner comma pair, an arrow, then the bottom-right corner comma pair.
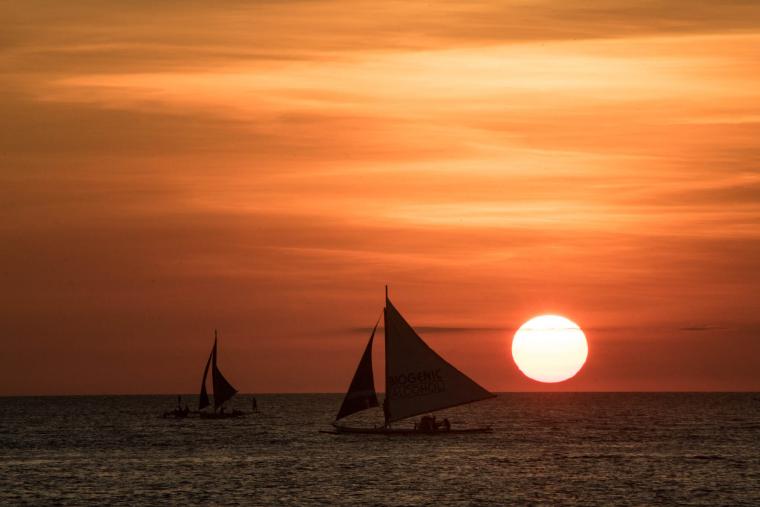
346,325 -> 508,335
3,0 -> 760,393
679,325 -> 727,332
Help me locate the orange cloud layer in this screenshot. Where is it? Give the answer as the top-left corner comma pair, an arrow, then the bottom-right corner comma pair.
2,1 -> 760,394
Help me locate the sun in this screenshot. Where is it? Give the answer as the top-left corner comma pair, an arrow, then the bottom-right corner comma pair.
512,315 -> 588,383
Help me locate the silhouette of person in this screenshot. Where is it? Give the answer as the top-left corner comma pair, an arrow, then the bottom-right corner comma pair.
420,415 -> 435,432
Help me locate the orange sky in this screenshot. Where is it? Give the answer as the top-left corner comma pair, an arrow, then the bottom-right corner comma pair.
2,1 -> 760,394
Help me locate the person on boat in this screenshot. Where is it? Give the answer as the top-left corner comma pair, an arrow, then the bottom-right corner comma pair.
441,418 -> 451,431
419,415 -> 436,432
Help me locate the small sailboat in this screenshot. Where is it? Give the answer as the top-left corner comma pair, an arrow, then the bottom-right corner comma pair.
328,287 -> 495,434
198,330 -> 244,419
162,395 -> 190,419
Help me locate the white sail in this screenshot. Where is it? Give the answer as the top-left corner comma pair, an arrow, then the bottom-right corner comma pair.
384,298 -> 494,423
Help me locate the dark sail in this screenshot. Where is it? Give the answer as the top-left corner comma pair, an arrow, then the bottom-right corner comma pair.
211,337 -> 238,409
198,347 -> 213,411
384,296 -> 495,423
336,317 -> 381,421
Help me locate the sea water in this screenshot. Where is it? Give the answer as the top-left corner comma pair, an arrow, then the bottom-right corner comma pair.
1,393 -> 758,505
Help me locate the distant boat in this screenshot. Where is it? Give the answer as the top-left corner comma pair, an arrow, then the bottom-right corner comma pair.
198,330 -> 244,419
162,394 -> 190,419
328,287 -> 495,434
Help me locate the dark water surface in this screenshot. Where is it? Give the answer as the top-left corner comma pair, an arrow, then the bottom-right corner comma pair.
1,393 -> 759,505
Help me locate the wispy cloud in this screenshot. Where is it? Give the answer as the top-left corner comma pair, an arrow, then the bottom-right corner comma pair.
2,0 -> 760,393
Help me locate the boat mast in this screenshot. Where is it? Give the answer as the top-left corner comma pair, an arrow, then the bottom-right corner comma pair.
198,337 -> 214,411
383,284 -> 389,427
213,329 -> 218,413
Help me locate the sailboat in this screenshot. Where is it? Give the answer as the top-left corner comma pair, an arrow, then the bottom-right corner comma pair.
328,287 -> 495,434
198,330 -> 244,419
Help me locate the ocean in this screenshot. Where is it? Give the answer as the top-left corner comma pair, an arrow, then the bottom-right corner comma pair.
1,393 -> 758,505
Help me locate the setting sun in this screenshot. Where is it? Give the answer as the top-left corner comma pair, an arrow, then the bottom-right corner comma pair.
512,315 -> 588,383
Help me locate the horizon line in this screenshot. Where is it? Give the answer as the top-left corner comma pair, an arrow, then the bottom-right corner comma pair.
2,390 -> 759,398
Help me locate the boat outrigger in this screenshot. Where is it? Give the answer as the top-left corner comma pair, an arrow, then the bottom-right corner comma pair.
198,330 -> 244,419
326,287 -> 495,435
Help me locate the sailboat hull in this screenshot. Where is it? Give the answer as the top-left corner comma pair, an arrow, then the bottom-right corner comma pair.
324,424 -> 492,435
199,410 -> 246,419
162,410 -> 190,419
